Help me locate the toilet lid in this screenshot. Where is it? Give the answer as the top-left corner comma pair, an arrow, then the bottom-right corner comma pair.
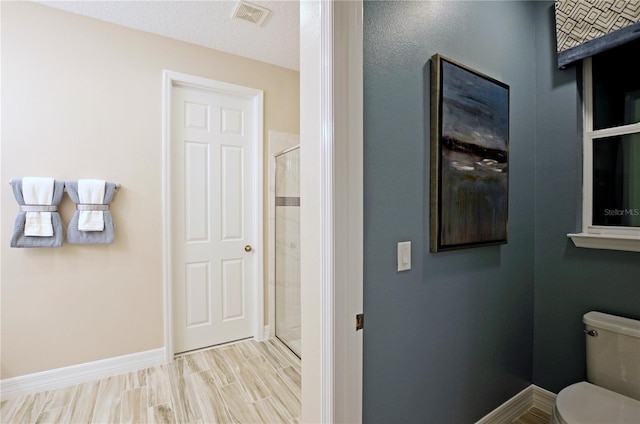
556,382 -> 640,423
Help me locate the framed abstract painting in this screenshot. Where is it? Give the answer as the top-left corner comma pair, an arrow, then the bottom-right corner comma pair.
430,54 -> 510,252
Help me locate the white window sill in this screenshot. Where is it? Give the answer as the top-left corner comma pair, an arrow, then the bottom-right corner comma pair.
567,233 -> 640,252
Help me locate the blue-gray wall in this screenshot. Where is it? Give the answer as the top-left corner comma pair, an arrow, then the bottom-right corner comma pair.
532,3 -> 640,393
364,2 -> 537,422
364,2 -> 640,422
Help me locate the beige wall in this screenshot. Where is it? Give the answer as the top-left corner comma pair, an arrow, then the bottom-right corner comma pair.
0,1 -> 299,379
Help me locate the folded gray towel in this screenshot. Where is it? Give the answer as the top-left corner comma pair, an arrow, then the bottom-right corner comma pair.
10,179 -> 64,248
65,181 -> 117,245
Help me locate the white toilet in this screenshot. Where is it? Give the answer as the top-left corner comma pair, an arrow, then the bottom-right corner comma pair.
551,311 -> 640,424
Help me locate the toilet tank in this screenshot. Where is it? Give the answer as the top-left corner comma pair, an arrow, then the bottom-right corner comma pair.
584,311 -> 640,401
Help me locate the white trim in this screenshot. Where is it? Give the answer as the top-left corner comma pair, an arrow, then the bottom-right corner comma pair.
0,348 -> 165,401
587,123 -> 640,138
533,385 -> 557,414
332,1 -> 364,423
252,88 -> 266,343
320,1 -> 335,422
475,386 -> 531,424
162,70 -> 173,363
569,57 -> 640,252
162,70 -> 265,361
475,385 -> 557,424
567,232 -> 640,252
300,2 -> 321,421
300,2 -> 363,420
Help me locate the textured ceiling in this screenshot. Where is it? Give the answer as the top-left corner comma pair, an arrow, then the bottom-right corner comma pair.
35,0 -> 300,71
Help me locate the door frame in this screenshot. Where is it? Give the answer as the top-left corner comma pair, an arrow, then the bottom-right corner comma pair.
162,70 -> 265,361
300,1 -> 363,422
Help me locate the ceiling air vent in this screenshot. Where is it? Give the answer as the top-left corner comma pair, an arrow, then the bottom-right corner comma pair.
232,1 -> 271,26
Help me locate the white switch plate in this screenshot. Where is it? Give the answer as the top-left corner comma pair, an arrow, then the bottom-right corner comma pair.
397,241 -> 411,272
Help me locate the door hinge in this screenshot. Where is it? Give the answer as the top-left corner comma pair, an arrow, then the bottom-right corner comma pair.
356,313 -> 364,331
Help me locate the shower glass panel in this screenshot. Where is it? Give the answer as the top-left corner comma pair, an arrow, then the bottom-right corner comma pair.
275,147 -> 301,357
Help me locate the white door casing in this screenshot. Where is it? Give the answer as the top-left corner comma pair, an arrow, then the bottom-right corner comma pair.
333,2 -> 364,423
163,71 -> 264,359
300,1 -> 364,422
300,0 -> 366,423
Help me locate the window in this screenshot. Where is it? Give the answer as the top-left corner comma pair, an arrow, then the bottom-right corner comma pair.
568,39 -> 640,252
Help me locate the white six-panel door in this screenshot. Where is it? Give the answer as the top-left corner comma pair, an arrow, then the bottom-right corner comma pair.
171,84 -> 256,354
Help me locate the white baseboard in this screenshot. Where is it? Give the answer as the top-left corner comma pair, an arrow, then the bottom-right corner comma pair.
263,325 -> 271,340
475,384 -> 557,424
0,347 -> 166,401
532,385 -> 557,414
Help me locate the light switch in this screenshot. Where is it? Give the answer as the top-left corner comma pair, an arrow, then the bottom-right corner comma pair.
397,241 -> 411,272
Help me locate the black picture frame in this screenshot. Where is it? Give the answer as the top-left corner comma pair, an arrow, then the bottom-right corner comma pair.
430,54 -> 510,252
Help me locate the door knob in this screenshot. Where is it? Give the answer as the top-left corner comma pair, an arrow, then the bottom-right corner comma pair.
244,245 -> 253,252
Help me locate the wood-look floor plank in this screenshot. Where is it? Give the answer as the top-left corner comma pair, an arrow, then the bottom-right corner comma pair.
3,392 -> 48,423
513,407 -> 551,424
246,355 -> 300,419
267,338 -> 301,368
2,399 -> 16,421
220,346 -> 271,403
124,369 -> 147,390
251,340 -> 291,370
146,365 -> 172,408
66,380 -> 100,423
41,385 -> 77,412
253,396 -> 291,423
148,402 -> 176,424
120,387 -> 146,424
190,369 -> 233,423
34,385 -> 76,424
34,405 -> 70,424
218,382 -> 262,424
181,350 -> 210,375
278,365 -> 301,394
529,407 -> 551,420
235,339 -> 261,359
219,345 -> 245,374
236,360 -> 271,404
2,397 -> 24,423
140,387 -> 149,424
91,374 -> 125,423
517,415 -> 542,424
201,348 -> 236,387
166,360 -> 188,423
166,357 -> 202,423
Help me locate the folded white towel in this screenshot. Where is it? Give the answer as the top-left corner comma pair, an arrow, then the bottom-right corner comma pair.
22,177 -> 55,237
78,179 -> 106,231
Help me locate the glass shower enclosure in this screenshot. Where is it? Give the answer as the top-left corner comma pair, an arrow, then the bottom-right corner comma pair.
274,147 -> 301,357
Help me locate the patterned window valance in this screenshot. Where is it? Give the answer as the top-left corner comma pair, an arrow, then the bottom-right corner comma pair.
555,0 -> 640,69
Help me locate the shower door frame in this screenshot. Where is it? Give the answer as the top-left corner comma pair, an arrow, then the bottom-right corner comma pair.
273,145 -> 302,357
268,138 -> 301,346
